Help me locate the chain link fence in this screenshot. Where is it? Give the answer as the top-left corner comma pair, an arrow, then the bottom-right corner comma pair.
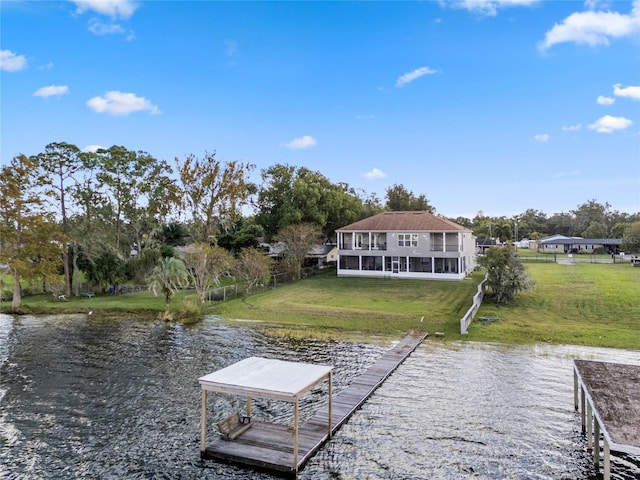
204,267 -> 323,303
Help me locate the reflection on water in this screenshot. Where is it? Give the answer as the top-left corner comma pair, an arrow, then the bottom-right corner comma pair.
0,313 -> 638,480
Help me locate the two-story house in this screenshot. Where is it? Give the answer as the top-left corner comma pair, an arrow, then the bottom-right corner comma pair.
336,211 -> 476,280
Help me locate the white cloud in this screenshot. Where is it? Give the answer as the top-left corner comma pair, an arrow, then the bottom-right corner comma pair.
89,20 -> 125,35
539,2 -> 640,50
442,0 -> 539,16
283,135 -> 317,150
613,83 -> 640,100
363,168 -> 387,180
534,133 -> 550,142
597,95 -> 615,105
83,144 -> 105,153
562,124 -> 582,131
87,91 -> 160,116
71,0 -> 138,19
0,49 -> 27,72
33,85 -> 69,98
588,115 -> 633,133
37,61 -> 55,70
396,66 -> 439,88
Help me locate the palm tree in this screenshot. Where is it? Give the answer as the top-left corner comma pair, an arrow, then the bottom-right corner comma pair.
493,223 -> 513,243
146,257 -> 189,309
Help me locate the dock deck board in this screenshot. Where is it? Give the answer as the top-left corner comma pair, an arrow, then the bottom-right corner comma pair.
203,330 -> 427,476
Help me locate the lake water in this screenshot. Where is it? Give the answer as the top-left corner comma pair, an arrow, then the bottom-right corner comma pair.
1,313 -> 639,480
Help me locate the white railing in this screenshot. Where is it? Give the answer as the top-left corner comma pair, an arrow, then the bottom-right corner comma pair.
459,274 -> 488,334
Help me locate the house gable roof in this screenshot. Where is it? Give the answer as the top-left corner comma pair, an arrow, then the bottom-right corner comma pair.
539,234 -> 575,242
337,211 -> 470,232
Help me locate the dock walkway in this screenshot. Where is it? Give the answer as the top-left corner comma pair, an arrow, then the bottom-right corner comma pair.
573,360 -> 640,480
202,330 -> 428,476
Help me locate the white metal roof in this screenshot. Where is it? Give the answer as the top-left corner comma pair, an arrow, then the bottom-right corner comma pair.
199,356 -> 333,401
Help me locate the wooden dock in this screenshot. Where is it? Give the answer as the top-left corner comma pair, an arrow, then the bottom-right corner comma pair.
573,360 -> 640,480
202,330 -> 428,476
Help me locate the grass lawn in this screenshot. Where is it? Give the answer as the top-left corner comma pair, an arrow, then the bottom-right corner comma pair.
214,264 -> 639,349
3,262 -> 638,350
0,288 -> 198,319
213,271 -> 485,340
469,262 -> 640,349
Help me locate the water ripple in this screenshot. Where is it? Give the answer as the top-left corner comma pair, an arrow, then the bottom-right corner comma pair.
0,314 -> 638,480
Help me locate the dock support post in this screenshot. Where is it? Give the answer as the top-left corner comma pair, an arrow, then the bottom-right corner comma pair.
246,395 -> 252,418
587,403 -> 593,451
328,371 -> 333,437
604,439 -> 610,480
293,400 -> 299,472
593,419 -> 600,469
573,369 -> 578,410
580,386 -> 586,433
200,390 -> 207,455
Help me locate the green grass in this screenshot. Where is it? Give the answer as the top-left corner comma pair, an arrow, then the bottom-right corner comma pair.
0,288 -> 197,319
515,248 -> 614,261
3,263 -> 639,349
468,262 -> 640,349
213,272 -> 486,340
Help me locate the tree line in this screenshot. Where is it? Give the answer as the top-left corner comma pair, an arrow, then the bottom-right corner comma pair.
1,141 -> 638,311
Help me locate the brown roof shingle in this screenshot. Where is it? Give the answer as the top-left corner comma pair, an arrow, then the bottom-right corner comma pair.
337,211 -> 469,232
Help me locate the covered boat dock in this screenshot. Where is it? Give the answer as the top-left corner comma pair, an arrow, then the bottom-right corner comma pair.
199,356 -> 333,474
198,331 -> 427,476
573,359 -> 640,480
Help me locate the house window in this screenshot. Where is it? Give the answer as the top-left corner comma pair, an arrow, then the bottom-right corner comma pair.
434,258 -> 458,274
354,233 -> 364,249
362,256 -> 383,271
409,257 -> 431,272
398,234 -> 418,247
371,233 -> 386,250
339,256 -> 359,270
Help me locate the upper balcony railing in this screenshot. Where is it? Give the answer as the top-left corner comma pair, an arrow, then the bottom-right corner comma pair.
339,243 -> 387,251
430,245 -> 460,252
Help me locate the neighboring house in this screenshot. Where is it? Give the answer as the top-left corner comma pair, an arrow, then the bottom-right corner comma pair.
537,235 -> 622,254
306,243 -> 338,269
476,238 -> 497,254
261,241 -> 338,269
336,211 -> 477,280
260,241 -> 286,259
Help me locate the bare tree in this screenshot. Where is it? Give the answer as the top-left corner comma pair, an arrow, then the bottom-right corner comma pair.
275,223 -> 322,280
182,243 -> 234,303
233,248 -> 273,294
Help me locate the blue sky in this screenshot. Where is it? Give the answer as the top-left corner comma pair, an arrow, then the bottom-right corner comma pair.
1,0 -> 639,218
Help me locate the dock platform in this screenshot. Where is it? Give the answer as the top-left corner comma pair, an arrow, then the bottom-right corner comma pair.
573,360 -> 640,480
201,330 -> 428,476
